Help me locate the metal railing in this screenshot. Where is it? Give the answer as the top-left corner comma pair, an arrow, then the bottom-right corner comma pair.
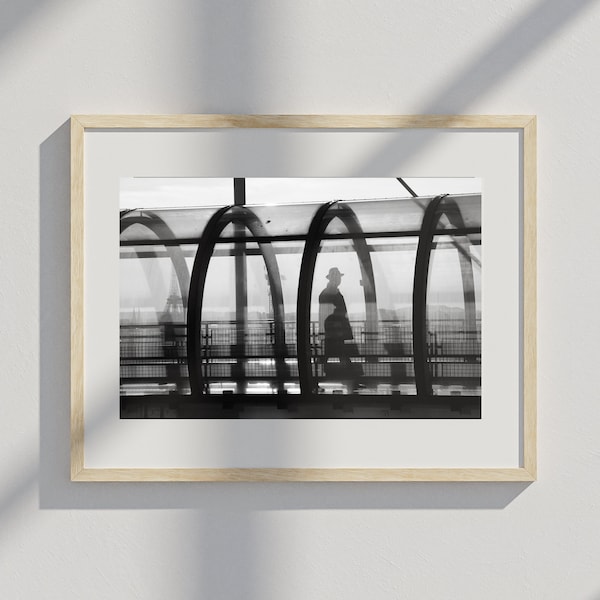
120,318 -> 480,396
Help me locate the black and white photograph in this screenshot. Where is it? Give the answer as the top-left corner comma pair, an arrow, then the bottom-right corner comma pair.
119,177 -> 482,419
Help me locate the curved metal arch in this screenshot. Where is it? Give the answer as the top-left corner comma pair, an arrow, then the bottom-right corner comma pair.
187,205 -> 289,398
120,211 -> 191,310
296,201 -> 379,395
412,195 -> 478,397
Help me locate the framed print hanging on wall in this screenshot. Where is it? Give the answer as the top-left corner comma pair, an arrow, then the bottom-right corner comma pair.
70,114 -> 536,481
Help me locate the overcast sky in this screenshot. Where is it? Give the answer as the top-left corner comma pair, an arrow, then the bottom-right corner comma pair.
120,177 -> 481,209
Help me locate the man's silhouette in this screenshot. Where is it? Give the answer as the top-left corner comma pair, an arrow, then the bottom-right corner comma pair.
318,267 -> 362,390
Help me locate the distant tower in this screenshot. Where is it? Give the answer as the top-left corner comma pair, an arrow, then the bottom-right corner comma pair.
161,269 -> 184,322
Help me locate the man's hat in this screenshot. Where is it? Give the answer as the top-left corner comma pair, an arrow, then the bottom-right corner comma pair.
326,267 -> 344,279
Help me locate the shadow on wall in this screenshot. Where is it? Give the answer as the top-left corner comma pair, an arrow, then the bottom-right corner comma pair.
0,0 -> 50,49
33,0 -> 596,513
34,0 -> 595,509
35,123 -> 530,512
0,0 -> 583,595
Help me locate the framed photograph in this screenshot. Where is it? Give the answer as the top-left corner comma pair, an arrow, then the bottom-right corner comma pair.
71,115 -> 536,481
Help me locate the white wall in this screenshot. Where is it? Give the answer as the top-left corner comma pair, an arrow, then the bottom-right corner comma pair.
2,1 -> 600,598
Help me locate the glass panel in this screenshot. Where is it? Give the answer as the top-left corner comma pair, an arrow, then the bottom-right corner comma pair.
369,237 -> 418,396
427,233 -> 482,398
120,207 -> 224,243
216,203 -> 322,240
119,227 -> 191,400
327,198 -> 427,235
435,194 -> 481,231
198,240 -> 303,397
310,235 -> 419,397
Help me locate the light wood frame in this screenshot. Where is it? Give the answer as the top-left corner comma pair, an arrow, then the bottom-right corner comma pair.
70,114 -> 536,482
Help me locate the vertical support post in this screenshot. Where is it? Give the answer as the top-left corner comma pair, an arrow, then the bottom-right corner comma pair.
233,178 -> 247,387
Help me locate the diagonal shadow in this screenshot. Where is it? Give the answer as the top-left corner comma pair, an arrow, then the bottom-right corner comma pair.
422,0 -> 597,114
24,0 -> 578,511
335,0 -> 597,179
33,0 -> 591,510
34,122 -> 530,515
189,1 -> 268,114
6,0 -> 586,582
1,0 -> 588,595
0,1 -> 50,47
29,0 -> 580,510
